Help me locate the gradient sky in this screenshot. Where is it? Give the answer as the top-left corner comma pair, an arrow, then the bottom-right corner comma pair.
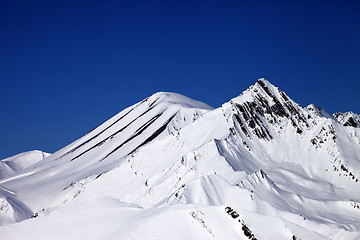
1,0 -> 359,159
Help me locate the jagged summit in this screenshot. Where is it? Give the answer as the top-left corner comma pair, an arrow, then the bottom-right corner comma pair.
235,78 -> 290,102
333,111 -> 360,128
226,78 -> 310,140
1,79 -> 360,240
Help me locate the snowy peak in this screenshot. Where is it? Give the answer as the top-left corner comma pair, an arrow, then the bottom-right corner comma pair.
333,111 -> 360,128
227,78 -> 310,140
0,91 -> 214,223
43,92 -> 212,165
305,104 -> 332,119
145,92 -> 213,110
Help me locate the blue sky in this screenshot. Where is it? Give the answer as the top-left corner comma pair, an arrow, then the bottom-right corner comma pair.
1,0 -> 359,159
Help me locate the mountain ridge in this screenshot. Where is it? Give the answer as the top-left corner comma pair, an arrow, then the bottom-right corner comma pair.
1,79 -> 359,240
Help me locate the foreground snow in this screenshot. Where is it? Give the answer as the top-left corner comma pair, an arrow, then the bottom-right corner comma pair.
1,79 -> 359,239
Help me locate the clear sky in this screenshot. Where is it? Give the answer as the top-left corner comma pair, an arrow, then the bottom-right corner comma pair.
1,0 -> 359,159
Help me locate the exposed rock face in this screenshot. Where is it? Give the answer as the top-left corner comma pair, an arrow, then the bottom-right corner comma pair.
229,79 -> 312,141
333,111 -> 360,128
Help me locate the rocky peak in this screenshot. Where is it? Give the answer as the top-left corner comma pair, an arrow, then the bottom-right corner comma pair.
333,112 -> 360,128
228,78 -> 310,140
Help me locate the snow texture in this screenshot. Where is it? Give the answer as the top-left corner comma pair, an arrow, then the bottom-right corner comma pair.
0,80 -> 359,240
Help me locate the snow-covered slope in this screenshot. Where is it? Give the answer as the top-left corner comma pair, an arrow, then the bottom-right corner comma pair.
0,150 -> 50,179
1,79 -> 359,240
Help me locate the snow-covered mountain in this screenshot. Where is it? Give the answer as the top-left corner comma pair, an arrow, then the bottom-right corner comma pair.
1,79 -> 359,240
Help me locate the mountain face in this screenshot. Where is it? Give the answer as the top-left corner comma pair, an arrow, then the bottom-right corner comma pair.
1,79 -> 360,240
333,111 -> 360,128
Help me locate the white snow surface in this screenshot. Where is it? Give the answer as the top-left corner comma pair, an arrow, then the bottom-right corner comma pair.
0,150 -> 50,179
0,81 -> 360,240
